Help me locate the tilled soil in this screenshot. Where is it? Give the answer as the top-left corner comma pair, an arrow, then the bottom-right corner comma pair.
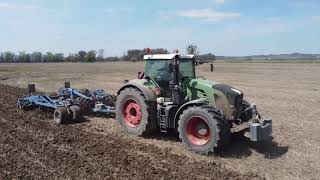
0,84 -> 260,179
2,62 -> 320,179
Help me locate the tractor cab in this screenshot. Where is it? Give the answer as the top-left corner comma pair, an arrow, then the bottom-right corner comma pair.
144,54 -> 196,80
144,54 -> 195,81
143,53 -> 196,99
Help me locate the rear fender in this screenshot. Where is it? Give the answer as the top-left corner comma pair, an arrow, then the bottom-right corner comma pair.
117,81 -> 156,101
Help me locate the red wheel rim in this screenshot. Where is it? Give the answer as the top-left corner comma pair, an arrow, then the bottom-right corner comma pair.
123,99 -> 142,127
186,116 -> 211,146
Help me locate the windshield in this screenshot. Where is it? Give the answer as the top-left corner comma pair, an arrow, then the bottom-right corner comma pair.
145,60 -> 170,81
179,58 -> 195,79
145,58 -> 195,81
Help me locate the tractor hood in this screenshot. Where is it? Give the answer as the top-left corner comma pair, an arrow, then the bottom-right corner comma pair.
186,78 -> 244,117
189,78 -> 243,100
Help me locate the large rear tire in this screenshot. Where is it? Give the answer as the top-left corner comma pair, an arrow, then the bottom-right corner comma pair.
115,88 -> 156,136
54,107 -> 69,124
178,105 -> 231,155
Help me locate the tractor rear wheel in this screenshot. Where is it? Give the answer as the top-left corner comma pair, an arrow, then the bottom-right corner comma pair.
54,107 -> 69,124
115,88 -> 156,136
69,105 -> 81,123
178,106 -> 231,155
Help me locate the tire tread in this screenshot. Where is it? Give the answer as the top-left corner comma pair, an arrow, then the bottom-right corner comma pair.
115,87 -> 156,136
178,105 -> 231,155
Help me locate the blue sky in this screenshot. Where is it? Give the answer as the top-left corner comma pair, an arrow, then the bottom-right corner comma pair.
0,0 -> 319,56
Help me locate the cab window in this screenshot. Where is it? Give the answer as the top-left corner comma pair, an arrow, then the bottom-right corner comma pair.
179,59 -> 195,79
145,60 -> 170,81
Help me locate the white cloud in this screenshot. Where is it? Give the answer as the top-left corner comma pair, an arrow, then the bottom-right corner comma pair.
212,0 -> 225,4
104,8 -> 133,14
289,1 -> 314,8
264,17 -> 281,22
0,2 -> 12,8
0,2 -> 39,10
216,19 -> 307,43
178,9 -> 240,22
312,16 -> 320,21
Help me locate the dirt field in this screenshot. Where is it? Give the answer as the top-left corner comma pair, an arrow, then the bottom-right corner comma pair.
1,62 -> 320,179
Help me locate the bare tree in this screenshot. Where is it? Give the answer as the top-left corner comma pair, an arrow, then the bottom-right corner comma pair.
186,44 -> 200,56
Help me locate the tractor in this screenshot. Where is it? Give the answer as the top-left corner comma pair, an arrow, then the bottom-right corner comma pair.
115,52 -> 272,154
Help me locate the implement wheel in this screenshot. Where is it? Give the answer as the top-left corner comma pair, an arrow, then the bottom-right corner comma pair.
54,107 -> 69,124
115,88 -> 156,136
69,105 -> 81,123
178,106 -> 231,155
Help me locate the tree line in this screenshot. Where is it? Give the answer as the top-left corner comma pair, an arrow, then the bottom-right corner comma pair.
0,50 -> 111,63
0,46 -> 215,63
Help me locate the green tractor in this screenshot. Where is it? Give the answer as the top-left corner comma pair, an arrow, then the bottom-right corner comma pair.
115,53 -> 272,154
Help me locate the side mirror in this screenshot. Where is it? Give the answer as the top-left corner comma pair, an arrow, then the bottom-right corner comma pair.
138,72 -> 145,79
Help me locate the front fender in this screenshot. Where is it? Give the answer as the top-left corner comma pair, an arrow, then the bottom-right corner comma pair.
173,99 -> 208,127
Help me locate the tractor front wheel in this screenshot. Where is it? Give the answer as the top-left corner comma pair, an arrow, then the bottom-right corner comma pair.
178,106 -> 231,155
115,88 -> 156,136
54,107 -> 69,124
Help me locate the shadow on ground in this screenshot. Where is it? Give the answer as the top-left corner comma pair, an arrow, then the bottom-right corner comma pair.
217,130 -> 289,159
67,116 -> 91,125
145,130 -> 181,142
35,104 -> 289,159
146,130 -> 289,159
